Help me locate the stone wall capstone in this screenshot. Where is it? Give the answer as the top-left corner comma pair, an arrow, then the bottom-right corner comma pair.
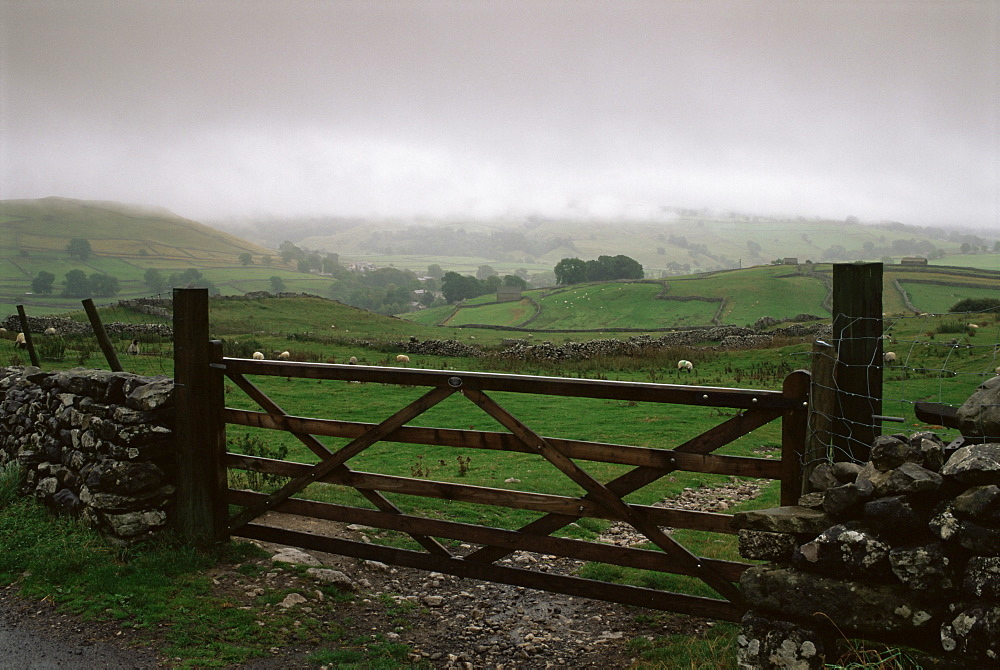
0,366 -> 175,545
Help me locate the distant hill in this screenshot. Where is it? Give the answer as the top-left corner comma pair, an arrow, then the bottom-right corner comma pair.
0,197 -> 273,261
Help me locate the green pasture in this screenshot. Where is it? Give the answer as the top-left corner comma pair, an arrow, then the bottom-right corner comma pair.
931,254 -> 1000,271
897,281 -> 1000,315
444,298 -> 538,327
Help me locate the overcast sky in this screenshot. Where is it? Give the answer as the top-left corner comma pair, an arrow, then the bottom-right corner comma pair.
1,0 -> 997,227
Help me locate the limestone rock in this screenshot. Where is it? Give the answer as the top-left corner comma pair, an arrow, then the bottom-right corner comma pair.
737,613 -> 826,670
963,557 -> 1000,599
822,480 -> 873,518
889,544 -> 953,591
942,444 -> 1000,486
863,495 -> 930,544
271,547 -> 322,566
941,604 -> 1000,660
732,507 -> 834,535
795,523 -> 891,579
741,566 -> 935,633
955,376 -> 1000,442
306,568 -> 355,590
953,485 -> 1000,524
738,529 -> 801,563
870,435 -> 921,472
808,463 -> 839,492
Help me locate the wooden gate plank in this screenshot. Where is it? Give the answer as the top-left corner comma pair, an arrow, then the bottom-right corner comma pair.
462,388 -> 745,607
223,408 -> 783,479
226,372 -> 451,556
228,489 -> 749,580
227,385 -> 455,532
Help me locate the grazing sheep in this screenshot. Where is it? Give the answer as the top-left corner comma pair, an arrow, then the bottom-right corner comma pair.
43,327 -> 56,336
348,356 -> 358,365
126,339 -> 140,356
252,351 -> 265,360
14,333 -> 27,349
0,327 -> 7,335
996,366 -> 1000,375
677,359 -> 693,372
883,351 -> 897,364
396,354 -> 410,363
969,323 -> 980,329
277,351 -> 291,360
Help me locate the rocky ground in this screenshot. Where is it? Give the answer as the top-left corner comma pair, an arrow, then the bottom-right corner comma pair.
0,479 -> 766,668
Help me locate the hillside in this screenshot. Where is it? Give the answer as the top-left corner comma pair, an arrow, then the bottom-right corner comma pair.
285,212 -> 991,279
0,197 -> 273,260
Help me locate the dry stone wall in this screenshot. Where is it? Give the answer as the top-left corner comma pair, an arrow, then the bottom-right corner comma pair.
734,432 -> 1000,668
0,366 -> 175,545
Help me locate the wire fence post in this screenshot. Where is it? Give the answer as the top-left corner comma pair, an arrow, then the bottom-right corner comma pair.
832,262 -> 883,462
81,298 -> 123,372
15,305 -> 40,367
173,288 -> 228,545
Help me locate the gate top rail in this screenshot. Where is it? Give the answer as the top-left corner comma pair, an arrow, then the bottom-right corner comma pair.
221,357 -> 803,410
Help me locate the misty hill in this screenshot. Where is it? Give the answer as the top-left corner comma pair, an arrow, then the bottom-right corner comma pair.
0,197 -> 273,262
262,212 -> 992,277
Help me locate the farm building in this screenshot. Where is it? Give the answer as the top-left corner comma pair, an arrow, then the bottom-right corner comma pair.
900,257 -> 928,266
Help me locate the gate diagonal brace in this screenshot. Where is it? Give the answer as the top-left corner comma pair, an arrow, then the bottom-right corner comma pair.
461,388 -> 744,606
467,408 -> 777,564
225,372 -> 452,556
227,385 -> 456,535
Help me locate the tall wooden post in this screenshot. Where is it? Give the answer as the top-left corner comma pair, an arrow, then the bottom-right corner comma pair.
15,305 -> 39,367
831,263 -> 883,462
173,288 -> 228,545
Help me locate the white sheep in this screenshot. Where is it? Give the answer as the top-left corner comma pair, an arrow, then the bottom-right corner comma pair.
15,333 -> 27,349
348,356 -> 358,365
396,354 -> 410,363
278,351 -> 290,360
252,351 -> 264,360
43,327 -> 56,336
126,339 -> 140,356
995,366 -> 1000,375
677,359 -> 693,372
0,327 -> 7,335
969,323 -> 980,329
883,351 -> 897,364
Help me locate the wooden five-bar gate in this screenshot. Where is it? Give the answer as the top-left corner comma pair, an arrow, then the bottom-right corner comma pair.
173,289 -> 810,622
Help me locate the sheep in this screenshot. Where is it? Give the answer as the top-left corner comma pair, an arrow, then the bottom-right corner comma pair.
0,327 -> 7,335
883,351 -> 897,364
252,351 -> 265,360
278,351 -> 291,360
43,327 -> 56,336
14,333 -> 27,349
126,339 -> 140,356
677,359 -> 693,372
396,354 -> 410,363
996,366 -> 1000,375
969,323 -> 980,329
348,356 -> 358,365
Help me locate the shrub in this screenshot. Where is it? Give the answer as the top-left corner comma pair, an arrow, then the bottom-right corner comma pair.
948,297 -> 1000,313
227,433 -> 288,492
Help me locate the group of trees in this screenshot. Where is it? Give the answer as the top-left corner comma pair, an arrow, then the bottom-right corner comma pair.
62,270 -> 120,298
440,271 -> 528,304
143,268 -> 219,295
553,255 -> 644,285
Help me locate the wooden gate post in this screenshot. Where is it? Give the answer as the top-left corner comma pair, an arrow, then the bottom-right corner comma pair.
831,263 -> 883,463
781,370 -> 811,505
82,298 -> 123,372
173,288 -> 228,545
804,339 -> 838,492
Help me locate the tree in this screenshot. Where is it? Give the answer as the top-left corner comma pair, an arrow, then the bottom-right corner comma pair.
168,268 -> 219,294
279,241 -> 305,264
62,269 -> 91,298
554,258 -> 587,285
261,255 -> 273,265
270,276 -> 287,292
441,272 -> 486,303
476,265 -> 497,280
427,264 -> 445,279
297,259 -> 311,273
66,238 -> 91,261
31,271 -> 55,295
239,252 -> 253,266
144,268 -> 166,293
502,274 -> 528,289
322,253 -> 339,274
89,272 -> 120,297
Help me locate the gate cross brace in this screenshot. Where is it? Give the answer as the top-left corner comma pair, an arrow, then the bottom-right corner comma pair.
461,388 -> 745,606
227,384 -> 456,534
224,373 -> 452,556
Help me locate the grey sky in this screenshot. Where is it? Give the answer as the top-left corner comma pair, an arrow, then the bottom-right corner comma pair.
1,0 -> 997,226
